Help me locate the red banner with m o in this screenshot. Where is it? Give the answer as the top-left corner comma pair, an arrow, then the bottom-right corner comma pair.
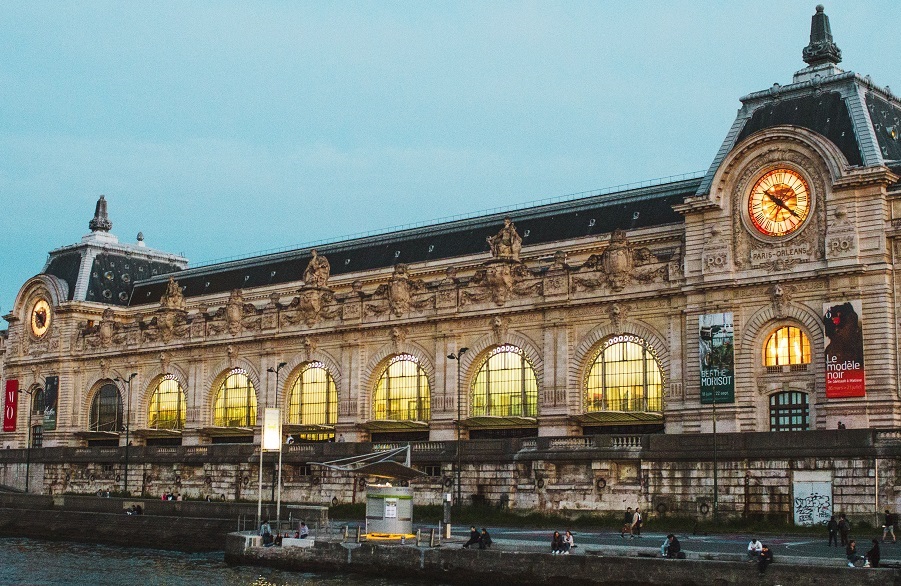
3,380 -> 18,432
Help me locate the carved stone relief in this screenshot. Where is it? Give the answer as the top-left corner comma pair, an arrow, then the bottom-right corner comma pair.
825,207 -> 859,258
702,227 -> 732,274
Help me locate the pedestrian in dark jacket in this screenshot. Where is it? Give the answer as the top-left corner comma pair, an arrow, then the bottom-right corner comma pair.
665,534 -> 682,559
846,540 -> 864,567
757,544 -> 773,574
883,509 -> 897,543
867,539 -> 881,568
620,507 -> 633,538
462,526 -> 480,549
478,528 -> 492,550
838,514 -> 851,546
551,531 -> 563,554
827,515 -> 838,546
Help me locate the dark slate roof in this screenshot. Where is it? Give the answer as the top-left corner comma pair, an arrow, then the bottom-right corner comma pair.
44,252 -> 84,301
129,178 -> 700,306
866,92 -> 901,168
735,91 -> 862,166
83,253 -> 184,305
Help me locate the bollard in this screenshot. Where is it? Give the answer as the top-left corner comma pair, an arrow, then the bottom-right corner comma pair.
356,526 -> 362,543
430,527 -> 437,548
343,525 -> 349,542
416,528 -> 421,546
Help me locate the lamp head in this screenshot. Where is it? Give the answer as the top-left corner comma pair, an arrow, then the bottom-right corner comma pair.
460,347 -> 469,355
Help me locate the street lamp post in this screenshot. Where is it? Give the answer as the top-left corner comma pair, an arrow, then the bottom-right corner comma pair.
712,395 -> 719,523
115,373 -> 137,495
446,348 -> 468,508
17,388 -> 35,493
262,361 -> 287,532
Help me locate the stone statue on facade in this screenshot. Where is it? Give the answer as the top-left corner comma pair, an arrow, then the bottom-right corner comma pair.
159,277 -> 186,311
303,249 -> 331,289
486,217 -> 523,261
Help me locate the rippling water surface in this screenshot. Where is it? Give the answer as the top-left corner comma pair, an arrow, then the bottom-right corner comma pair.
0,538 -> 443,586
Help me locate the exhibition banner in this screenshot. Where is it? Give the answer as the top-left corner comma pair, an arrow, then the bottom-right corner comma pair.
3,380 -> 18,432
823,301 -> 866,398
699,312 -> 735,404
43,376 -> 59,431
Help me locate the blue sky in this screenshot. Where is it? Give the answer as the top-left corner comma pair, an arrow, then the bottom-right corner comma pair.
2,1 -> 899,317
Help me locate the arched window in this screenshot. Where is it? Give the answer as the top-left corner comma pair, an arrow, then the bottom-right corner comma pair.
213,368 -> 257,427
288,362 -> 338,436
30,389 -> 45,448
471,345 -> 538,418
769,391 -> 809,431
764,326 -> 811,369
90,382 -> 123,432
372,355 -> 430,421
148,375 -> 187,430
585,335 -> 663,412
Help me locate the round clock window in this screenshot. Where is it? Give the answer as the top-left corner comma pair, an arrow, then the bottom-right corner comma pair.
30,299 -> 51,338
748,168 -> 811,237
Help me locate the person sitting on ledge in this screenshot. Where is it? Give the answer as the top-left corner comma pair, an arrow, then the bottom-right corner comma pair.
300,521 -> 309,539
758,544 -> 773,574
478,528 -> 492,550
462,526 -> 481,549
551,531 -> 563,555
665,534 -> 682,559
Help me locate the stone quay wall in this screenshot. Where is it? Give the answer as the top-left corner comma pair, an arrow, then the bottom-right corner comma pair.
1,429 -> 899,524
225,536 -> 901,586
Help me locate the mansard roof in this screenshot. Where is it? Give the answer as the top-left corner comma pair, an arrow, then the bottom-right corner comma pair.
128,177 -> 699,306
697,6 -> 901,196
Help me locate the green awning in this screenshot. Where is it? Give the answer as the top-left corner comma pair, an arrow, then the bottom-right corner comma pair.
360,420 -> 429,432
462,416 -> 538,429
573,411 -> 663,425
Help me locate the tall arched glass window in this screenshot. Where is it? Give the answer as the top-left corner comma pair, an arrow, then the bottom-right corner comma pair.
90,382 -> 123,432
148,375 -> 187,430
471,345 -> 538,418
288,362 -> 338,430
769,391 -> 809,431
764,326 -> 811,366
372,355 -> 430,421
585,335 -> 663,412
213,368 -> 257,427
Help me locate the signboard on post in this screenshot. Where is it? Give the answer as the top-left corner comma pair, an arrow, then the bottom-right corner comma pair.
262,408 -> 282,452
699,313 -> 735,404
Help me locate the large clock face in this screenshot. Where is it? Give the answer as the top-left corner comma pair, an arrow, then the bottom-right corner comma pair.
748,168 -> 811,237
30,299 -> 51,338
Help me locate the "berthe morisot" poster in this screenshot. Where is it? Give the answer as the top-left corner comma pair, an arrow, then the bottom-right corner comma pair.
700,312 -> 734,404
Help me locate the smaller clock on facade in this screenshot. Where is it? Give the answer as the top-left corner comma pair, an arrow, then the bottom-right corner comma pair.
748,168 -> 811,237
30,299 -> 51,338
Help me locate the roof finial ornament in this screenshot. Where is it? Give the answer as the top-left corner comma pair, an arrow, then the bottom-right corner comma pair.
802,5 -> 841,67
88,195 -> 113,233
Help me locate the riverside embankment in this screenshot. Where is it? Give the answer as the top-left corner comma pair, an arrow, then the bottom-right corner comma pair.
225,534 -> 901,586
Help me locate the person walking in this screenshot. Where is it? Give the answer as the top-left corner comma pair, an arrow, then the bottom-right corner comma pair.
883,509 -> 897,543
630,508 -> 643,539
838,514 -> 851,546
620,507 -> 633,539
827,515 -> 839,547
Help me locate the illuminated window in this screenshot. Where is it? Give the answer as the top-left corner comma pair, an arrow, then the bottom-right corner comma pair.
764,326 -> 811,366
769,391 -> 809,431
372,355 -> 430,421
288,362 -> 338,440
90,382 -> 123,432
471,345 -> 538,418
148,375 -> 187,430
213,368 -> 257,427
585,335 -> 663,412
31,389 -> 45,416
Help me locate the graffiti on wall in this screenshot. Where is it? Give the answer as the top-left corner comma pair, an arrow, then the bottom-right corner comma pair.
793,481 -> 833,526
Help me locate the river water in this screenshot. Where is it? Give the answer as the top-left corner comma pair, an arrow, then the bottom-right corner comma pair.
0,537 -> 443,586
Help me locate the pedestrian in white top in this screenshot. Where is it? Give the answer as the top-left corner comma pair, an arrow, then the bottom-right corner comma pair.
747,538 -> 763,561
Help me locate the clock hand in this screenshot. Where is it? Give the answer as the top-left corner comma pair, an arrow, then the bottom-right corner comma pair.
763,189 -> 800,218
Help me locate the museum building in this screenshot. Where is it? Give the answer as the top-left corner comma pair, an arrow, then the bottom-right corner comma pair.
2,7 -> 901,459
